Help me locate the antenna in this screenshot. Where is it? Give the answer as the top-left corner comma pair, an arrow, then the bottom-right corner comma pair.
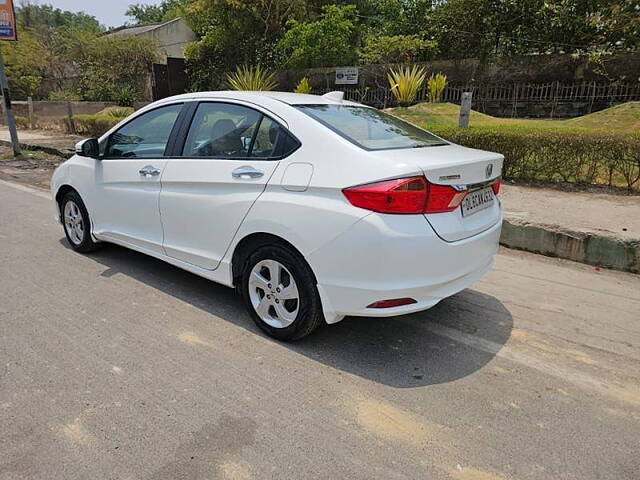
322,91 -> 344,102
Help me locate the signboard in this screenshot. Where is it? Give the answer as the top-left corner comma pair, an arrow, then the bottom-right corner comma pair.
335,67 -> 358,85
0,0 -> 17,41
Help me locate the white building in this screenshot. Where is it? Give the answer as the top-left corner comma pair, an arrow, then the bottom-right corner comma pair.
105,18 -> 197,64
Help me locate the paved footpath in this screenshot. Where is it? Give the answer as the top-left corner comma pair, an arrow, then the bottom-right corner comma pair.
1,179 -> 639,480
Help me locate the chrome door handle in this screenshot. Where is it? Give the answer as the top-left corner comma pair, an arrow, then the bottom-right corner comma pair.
232,166 -> 264,179
139,165 -> 161,177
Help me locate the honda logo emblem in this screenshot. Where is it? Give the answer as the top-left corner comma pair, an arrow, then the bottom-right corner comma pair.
485,164 -> 493,178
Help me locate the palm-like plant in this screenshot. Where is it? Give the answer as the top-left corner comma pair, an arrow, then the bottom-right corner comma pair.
427,72 -> 448,103
294,77 -> 312,94
226,65 -> 278,91
387,65 -> 427,107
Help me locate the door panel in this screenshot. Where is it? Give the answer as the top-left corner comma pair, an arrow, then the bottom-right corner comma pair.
92,159 -> 167,253
159,159 -> 278,269
159,101 -> 287,270
91,103 -> 184,253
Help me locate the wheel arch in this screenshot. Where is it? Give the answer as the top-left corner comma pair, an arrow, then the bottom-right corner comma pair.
54,184 -> 79,216
231,232 -> 317,287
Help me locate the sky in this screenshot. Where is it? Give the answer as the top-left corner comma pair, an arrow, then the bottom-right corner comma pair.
34,0 -> 163,28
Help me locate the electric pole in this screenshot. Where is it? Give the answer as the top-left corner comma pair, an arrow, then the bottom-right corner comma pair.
0,0 -> 21,156
0,52 -> 21,156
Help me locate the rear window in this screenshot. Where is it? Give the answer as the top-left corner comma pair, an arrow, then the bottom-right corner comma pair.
296,105 -> 447,151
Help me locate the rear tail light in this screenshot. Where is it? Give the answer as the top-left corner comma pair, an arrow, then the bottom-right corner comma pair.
491,180 -> 501,195
367,298 -> 417,309
342,175 -> 467,214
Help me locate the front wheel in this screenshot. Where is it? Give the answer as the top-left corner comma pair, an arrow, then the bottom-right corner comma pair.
61,191 -> 99,253
241,245 -> 324,341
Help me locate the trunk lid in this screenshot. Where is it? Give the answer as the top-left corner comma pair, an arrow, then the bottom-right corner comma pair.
369,144 -> 504,242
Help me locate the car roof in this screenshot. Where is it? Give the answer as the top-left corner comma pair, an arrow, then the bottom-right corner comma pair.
156,90 -> 363,106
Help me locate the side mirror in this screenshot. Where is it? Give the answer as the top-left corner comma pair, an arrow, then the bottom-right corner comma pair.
75,138 -> 100,159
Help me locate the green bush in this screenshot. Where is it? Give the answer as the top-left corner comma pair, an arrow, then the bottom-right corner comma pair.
360,34 -> 438,64
432,128 -> 640,191
63,106 -> 135,136
15,116 -> 31,129
294,77 -> 311,94
49,89 -> 82,101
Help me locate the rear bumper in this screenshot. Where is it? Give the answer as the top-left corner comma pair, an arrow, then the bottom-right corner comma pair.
308,213 -> 501,323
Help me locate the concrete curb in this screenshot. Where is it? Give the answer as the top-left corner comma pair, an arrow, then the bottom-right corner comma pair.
501,217 -> 640,274
0,139 -> 74,159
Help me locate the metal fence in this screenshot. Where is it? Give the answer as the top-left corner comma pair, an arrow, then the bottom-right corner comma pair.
319,81 -> 640,113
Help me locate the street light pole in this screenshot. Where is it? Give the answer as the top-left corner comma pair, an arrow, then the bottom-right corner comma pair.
0,50 -> 20,156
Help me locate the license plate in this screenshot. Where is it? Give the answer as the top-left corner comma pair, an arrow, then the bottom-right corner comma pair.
461,187 -> 494,217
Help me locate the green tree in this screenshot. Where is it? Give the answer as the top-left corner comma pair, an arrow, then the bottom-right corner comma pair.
53,32 -> 159,104
80,36 -> 158,104
278,5 -> 360,68
126,1 -> 187,24
0,30 -> 50,99
17,2 -> 103,35
184,0 -> 306,89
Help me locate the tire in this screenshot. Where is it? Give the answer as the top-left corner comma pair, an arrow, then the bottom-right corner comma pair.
60,191 -> 99,253
240,244 -> 325,341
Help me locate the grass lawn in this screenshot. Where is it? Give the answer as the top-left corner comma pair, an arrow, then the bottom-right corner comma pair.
388,101 -> 640,134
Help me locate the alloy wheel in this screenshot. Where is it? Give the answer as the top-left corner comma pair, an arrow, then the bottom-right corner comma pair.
64,200 -> 84,245
248,259 -> 300,329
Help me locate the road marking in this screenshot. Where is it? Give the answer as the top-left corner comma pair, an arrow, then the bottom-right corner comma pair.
413,319 -> 640,406
0,178 -> 50,199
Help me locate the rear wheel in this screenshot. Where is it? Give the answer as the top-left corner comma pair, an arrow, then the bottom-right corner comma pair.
61,191 -> 99,253
241,245 -> 324,341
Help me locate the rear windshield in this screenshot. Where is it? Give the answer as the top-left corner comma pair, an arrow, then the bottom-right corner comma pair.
296,105 -> 448,151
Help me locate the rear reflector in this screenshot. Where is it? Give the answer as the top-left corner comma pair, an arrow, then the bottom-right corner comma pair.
343,175 -> 467,214
491,180 -> 501,195
367,298 -> 417,309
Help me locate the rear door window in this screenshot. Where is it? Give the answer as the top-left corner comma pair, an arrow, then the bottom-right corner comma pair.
180,102 -> 300,159
182,103 -> 261,158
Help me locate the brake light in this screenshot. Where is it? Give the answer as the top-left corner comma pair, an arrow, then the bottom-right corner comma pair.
342,176 -> 428,214
343,176 -> 467,214
491,180 -> 501,195
425,183 -> 467,213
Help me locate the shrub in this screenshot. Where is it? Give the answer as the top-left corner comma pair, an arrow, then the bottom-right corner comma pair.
427,73 -> 447,103
65,107 -> 133,137
432,127 -> 640,191
388,65 -> 427,107
294,77 -> 312,94
360,34 -> 438,64
226,65 -> 278,91
15,116 -> 31,129
49,89 -> 82,101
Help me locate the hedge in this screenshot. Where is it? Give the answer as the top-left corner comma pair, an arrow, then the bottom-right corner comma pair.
432,128 -> 640,191
63,107 -> 134,138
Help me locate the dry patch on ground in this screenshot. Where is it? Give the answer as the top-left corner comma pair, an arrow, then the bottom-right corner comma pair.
450,466 -> 508,480
59,417 -> 96,447
0,145 -> 64,190
177,331 -> 215,348
352,397 -> 443,448
219,460 -> 252,480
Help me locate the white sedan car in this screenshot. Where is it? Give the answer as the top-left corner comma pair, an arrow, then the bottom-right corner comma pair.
51,91 -> 503,340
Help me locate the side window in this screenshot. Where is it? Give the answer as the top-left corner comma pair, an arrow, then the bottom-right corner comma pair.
182,103 -> 261,158
274,130 -> 301,158
105,104 -> 182,158
250,116 -> 280,158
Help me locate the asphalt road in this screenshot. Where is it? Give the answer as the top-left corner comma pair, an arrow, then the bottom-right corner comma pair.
1,179 -> 639,480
